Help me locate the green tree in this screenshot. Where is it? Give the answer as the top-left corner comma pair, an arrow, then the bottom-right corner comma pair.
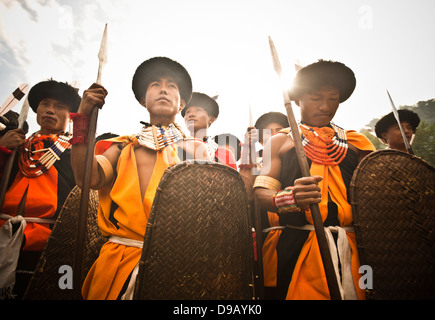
362,98 -> 435,167
412,120 -> 435,167
359,128 -> 386,150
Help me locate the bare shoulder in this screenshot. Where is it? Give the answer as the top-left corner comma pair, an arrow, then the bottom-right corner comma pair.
273,132 -> 295,157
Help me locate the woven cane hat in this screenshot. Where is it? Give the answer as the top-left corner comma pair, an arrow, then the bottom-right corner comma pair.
288,59 -> 356,103
181,92 -> 219,118
28,79 -> 81,113
132,56 -> 193,104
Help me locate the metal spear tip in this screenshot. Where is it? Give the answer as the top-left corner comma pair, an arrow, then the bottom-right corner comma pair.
268,35 -> 282,77
18,97 -> 30,129
98,23 -> 108,64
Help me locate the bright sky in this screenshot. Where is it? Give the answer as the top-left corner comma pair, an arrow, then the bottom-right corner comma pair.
1,0 -> 434,142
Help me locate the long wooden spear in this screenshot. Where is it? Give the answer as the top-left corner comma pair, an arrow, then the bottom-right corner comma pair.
0,88 -> 30,210
72,23 -> 108,298
268,36 -> 342,300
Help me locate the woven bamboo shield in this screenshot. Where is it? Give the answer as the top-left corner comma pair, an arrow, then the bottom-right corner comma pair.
350,150 -> 435,300
133,161 -> 255,300
24,185 -> 106,300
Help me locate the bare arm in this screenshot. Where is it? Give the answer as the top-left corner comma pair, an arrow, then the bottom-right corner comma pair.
254,132 -> 323,212
71,83 -> 109,188
254,133 -> 286,211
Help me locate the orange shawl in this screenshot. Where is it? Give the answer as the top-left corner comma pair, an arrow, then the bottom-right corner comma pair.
261,130 -> 374,299
81,137 -> 180,300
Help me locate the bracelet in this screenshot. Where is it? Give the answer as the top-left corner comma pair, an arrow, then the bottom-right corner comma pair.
0,146 -> 13,154
69,113 -> 90,145
272,186 -> 301,213
253,175 -> 281,191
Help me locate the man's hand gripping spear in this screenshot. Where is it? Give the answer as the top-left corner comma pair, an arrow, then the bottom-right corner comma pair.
267,36 -> 342,300
72,24 -> 109,298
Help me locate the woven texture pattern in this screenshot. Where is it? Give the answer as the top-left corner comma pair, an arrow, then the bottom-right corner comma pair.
134,161 -> 254,300
24,185 -> 105,300
350,150 -> 435,299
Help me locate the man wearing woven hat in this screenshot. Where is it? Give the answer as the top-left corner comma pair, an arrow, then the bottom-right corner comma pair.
253,60 -> 375,300
375,109 -> 420,152
71,57 -> 209,300
0,79 -> 79,299
182,92 -> 237,169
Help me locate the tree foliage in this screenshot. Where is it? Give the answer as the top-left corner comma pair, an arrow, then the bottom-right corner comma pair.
360,98 -> 435,167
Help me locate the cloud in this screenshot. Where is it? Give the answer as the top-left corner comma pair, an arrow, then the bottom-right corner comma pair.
16,0 -> 38,22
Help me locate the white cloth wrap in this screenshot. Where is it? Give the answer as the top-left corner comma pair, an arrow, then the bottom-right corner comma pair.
0,215 -> 26,299
263,224 -> 358,300
0,213 -> 57,299
108,235 -> 144,300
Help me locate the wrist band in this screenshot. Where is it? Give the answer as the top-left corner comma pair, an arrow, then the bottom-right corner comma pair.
69,113 -> 90,145
273,186 -> 301,213
0,146 -> 13,154
253,175 -> 281,191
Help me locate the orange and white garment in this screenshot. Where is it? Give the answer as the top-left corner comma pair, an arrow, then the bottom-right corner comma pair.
261,128 -> 375,300
81,136 -> 180,300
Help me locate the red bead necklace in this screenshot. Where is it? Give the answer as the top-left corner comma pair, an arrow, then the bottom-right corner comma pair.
299,123 -> 348,165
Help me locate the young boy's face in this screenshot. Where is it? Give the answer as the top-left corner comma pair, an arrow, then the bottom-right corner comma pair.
296,86 -> 340,127
36,97 -> 71,135
142,76 -> 185,117
184,106 -> 215,133
381,121 -> 414,149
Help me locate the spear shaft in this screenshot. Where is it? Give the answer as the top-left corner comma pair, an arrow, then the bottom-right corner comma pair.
268,36 -> 342,300
72,24 -> 108,298
0,96 -> 30,210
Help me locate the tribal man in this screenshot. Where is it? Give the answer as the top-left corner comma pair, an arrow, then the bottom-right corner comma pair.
71,57 -> 209,300
254,60 -> 375,300
182,92 -> 237,169
375,109 -> 420,152
0,80 -> 80,299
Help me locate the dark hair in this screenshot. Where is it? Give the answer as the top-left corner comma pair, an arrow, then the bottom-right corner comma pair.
28,79 -> 81,113
254,112 -> 289,143
213,133 -> 241,161
0,110 -> 29,135
132,57 -> 192,104
375,109 -> 420,138
181,92 -> 219,118
288,60 -> 356,103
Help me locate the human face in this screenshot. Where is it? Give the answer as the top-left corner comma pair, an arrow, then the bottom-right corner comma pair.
297,86 -> 340,127
381,121 -> 414,151
142,77 -> 185,122
261,122 -> 285,145
36,98 -> 71,135
184,106 -> 215,133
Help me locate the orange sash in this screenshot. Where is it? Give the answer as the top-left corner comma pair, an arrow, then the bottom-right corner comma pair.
82,137 -> 179,300
262,211 -> 281,287
285,130 -> 374,299
0,135 -> 66,251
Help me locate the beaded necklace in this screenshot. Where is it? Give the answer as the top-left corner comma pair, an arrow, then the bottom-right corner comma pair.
203,137 -> 218,161
136,122 -> 186,151
19,132 -> 72,177
298,122 -> 348,165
